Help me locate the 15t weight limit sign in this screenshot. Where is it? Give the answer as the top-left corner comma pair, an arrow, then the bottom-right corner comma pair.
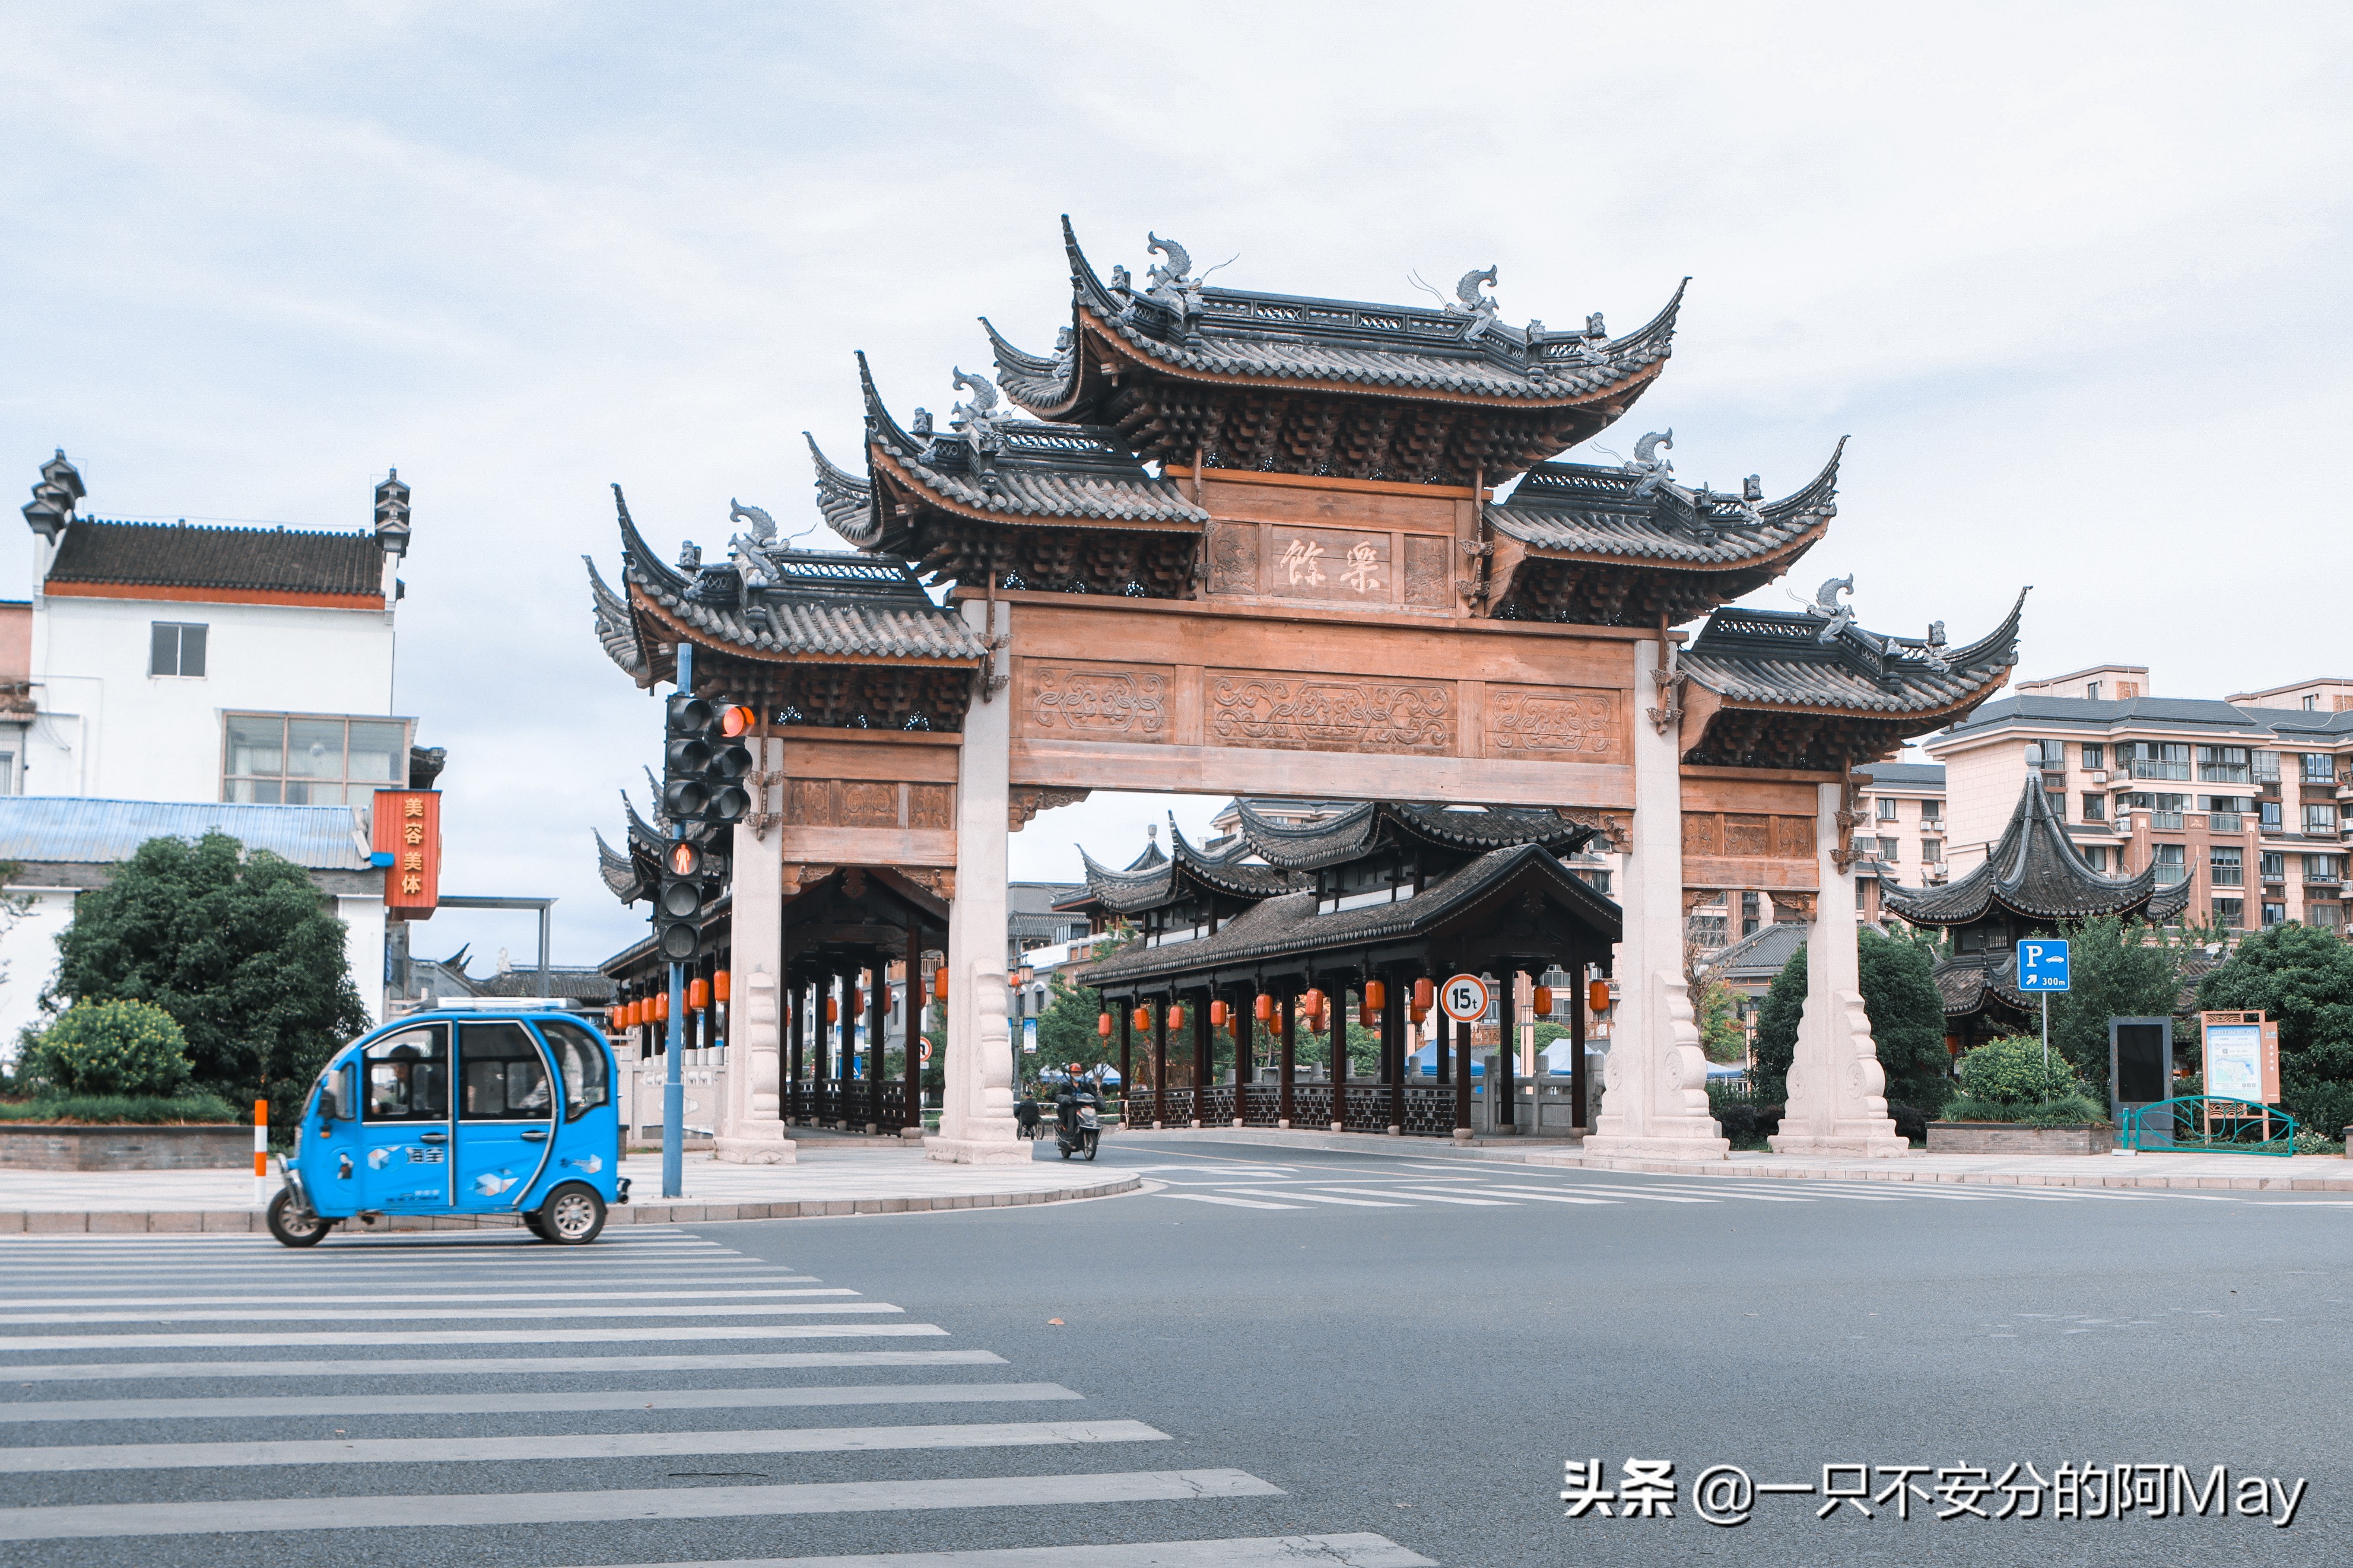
1440,974 -> 1491,1024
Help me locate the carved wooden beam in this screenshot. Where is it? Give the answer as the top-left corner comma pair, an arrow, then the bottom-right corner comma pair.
1010,785 -> 1092,832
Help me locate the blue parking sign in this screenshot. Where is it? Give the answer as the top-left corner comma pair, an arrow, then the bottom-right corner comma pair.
2017,939 -> 2071,993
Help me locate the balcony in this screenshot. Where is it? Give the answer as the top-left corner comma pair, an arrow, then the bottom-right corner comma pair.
2132,761 -> 2190,781
2150,812 -> 2185,831
2211,872 -> 2245,888
2208,812 -> 2244,834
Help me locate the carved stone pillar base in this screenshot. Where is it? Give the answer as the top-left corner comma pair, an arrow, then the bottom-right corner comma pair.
923,1134 -> 1034,1166
713,1131 -> 796,1166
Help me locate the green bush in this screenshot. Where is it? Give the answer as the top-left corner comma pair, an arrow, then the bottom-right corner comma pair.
1955,1033 -> 2081,1106
0,1090 -> 239,1124
20,1000 -> 193,1097
1941,1091 -> 2108,1127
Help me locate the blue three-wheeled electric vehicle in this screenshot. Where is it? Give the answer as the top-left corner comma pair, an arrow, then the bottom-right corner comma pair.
268,1009 -> 628,1246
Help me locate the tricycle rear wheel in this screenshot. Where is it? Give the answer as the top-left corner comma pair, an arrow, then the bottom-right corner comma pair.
541,1182 -> 606,1245
266,1189 -> 333,1248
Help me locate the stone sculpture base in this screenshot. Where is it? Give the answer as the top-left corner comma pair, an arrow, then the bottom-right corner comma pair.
715,1130 -> 796,1165
925,1133 -> 1033,1166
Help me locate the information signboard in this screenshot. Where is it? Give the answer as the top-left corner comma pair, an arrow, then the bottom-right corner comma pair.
2200,1011 -> 2279,1103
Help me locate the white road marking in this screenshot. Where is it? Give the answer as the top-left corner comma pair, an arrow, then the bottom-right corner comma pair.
4,1286 -> 831,1309
0,1382 -> 1084,1422
0,1298 -> 882,1327
1452,1187 -> 1617,1206
1153,1194 -> 1305,1210
1220,1189 -> 1409,1207
1323,1188 -> 1518,1207
0,1322 -> 947,1351
0,1349 -> 1002,1382
1491,1185 -> 1710,1204
576,1532 -> 1437,1567
0,1418 -> 1168,1473
0,1468 -> 1286,1540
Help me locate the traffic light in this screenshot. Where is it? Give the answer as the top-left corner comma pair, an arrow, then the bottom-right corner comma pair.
655,839 -> 706,962
661,698 -> 756,824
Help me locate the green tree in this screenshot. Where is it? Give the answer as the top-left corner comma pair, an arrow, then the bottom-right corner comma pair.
47,832 -> 372,1129
1692,975 -> 1744,1063
1749,928 -> 1951,1112
2043,915 -> 2186,1100
2195,923 -> 2353,1141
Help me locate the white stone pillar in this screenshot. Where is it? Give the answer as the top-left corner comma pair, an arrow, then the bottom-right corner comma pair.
1771,781 -> 1907,1155
928,599 -> 1026,1165
717,734 -> 794,1163
1583,638 -> 1729,1160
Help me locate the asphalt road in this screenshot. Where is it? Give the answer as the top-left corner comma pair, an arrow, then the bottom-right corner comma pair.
2,1140 -> 2346,1568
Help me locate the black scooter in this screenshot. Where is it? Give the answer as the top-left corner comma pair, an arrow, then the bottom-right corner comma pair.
1054,1087 -> 1101,1160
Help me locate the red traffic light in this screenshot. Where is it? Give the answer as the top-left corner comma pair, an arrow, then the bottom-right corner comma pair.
717,704 -> 756,737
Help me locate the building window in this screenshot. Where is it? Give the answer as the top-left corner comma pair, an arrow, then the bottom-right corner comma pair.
1570,868 -> 1611,895
2306,804 -> 2339,837
149,622 -> 208,679
2254,750 -> 2281,783
2211,898 -> 2244,928
2260,851 -> 2286,882
2210,847 -> 2243,887
2262,800 -> 2285,834
2262,902 -> 2287,927
224,714 -> 409,805
2081,743 -> 2105,768
2046,790 -> 2068,821
1741,891 -> 1760,939
2306,695 -> 2320,711
1855,880 -> 1869,911
1875,796 -> 1897,821
2302,753 -> 2335,783
2153,844 -> 2186,885
1921,799 -> 1945,826
2313,904 -> 2345,930
2196,746 -> 2251,784
1921,838 -> 1943,864
2082,844 -> 2108,872
2081,793 -> 2106,821
2126,742 -> 2190,781
2307,854 -> 2345,885
2084,681 -> 2102,701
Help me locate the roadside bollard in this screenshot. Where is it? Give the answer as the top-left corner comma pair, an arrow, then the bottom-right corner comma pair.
254,1099 -> 269,1206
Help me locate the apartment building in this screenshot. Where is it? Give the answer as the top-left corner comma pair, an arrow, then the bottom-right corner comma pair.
1923,664 -> 2352,933
1849,761 -> 1946,923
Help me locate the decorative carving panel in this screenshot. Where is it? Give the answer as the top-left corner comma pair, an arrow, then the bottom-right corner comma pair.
1403,535 -> 1450,608
1022,662 -> 1171,741
908,784 -> 954,831
1207,669 -> 1453,753
1774,814 -> 1816,859
838,781 -> 898,829
1724,814 -> 1770,857
1682,812 -> 1818,863
1486,686 -> 1624,759
1207,523 -> 1258,595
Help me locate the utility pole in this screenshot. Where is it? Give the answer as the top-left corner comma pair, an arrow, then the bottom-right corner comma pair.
663,644 -> 691,1201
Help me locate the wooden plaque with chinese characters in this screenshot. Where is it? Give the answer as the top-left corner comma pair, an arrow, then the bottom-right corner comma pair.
372,790 -> 442,917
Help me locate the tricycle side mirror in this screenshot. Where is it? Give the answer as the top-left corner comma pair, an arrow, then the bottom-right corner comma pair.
325,1062 -> 357,1123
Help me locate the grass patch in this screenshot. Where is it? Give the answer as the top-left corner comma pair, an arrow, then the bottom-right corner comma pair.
0,1092 -> 243,1125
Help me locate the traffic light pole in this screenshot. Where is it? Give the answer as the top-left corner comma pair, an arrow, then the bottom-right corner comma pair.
662,644 -> 691,1200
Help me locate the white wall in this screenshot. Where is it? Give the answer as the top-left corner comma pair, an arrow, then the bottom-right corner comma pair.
0,886 -> 76,1067
27,593 -> 398,801
338,894 -> 387,1028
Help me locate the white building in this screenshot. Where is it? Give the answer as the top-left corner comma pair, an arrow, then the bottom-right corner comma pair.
0,451 -> 423,1033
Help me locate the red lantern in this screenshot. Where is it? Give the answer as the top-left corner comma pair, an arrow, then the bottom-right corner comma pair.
1168,1004 -> 1186,1031
1364,979 -> 1386,1010
687,978 -> 711,1013
1412,977 -> 1434,1012
1254,993 -> 1273,1022
1097,1011 -> 1112,1038
1303,988 -> 1325,1017
654,991 -> 671,1022
1360,999 -> 1376,1028
714,971 -> 731,1003
1588,979 -> 1612,1015
825,997 -> 840,1023
850,987 -> 863,1017
1532,985 -> 1554,1015
1409,1004 -> 1429,1025
1132,1004 -> 1151,1033
1209,1000 -> 1228,1028
933,966 -> 949,1001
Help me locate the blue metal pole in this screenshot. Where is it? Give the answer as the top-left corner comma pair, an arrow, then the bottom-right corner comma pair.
663,643 -> 691,1200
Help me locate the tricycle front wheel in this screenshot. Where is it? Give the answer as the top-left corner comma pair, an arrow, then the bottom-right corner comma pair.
539,1182 -> 606,1245
266,1189 -> 333,1248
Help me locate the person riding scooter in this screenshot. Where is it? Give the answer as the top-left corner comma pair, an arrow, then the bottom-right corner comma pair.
1015,1086 -> 1041,1140
1052,1068 -> 1100,1160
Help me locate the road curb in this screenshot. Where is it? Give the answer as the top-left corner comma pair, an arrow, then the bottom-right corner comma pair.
1109,1127 -> 2353,1191
0,1174 -> 1144,1233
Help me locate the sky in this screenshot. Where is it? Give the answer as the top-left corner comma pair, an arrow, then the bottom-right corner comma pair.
3,2 -> 2349,971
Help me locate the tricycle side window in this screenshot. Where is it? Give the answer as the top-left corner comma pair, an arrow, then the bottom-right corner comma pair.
363,1025 -> 449,1122
537,1018 -> 611,1122
458,1021 -> 554,1120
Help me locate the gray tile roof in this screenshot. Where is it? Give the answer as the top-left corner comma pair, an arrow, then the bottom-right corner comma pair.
606,486 -> 986,665
1706,918 -> 1807,981
1883,777 -> 2192,926
998,218 -> 1682,409
1488,440 -> 1841,566
1234,800 -> 1595,872
49,518 -> 385,599
1682,590 -> 2026,716
1075,819 -> 1309,914
1943,694 -> 2353,740
1079,843 -> 1623,990
1860,762 -> 1946,788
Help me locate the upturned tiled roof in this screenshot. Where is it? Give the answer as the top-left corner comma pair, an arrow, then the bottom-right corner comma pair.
1234,800 -> 1595,872
1682,591 -> 2027,716
47,519 -> 383,599
1487,440 -> 1841,566
594,828 -> 650,905
1885,778 -> 2195,927
1075,819 -> 1309,914
607,486 -> 987,665
1080,843 -> 1623,988
995,218 -> 1682,410
858,356 -> 1207,529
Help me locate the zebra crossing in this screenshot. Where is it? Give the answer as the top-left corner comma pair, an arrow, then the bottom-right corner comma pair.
0,1227 -> 1436,1565
1130,1157 -> 2335,1213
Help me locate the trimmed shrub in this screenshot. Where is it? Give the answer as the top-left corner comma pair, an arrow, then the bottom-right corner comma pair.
1955,1034 -> 2081,1107
0,1091 -> 239,1124
20,1000 -> 192,1098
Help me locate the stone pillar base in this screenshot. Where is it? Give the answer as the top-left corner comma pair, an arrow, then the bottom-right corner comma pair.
1769,1128 -> 1909,1157
1387,1125 -> 1402,1135
1452,1128 -> 1474,1142
898,1125 -> 927,1141
1582,1133 -> 1732,1160
1190,1119 -> 1204,1129
1278,1118 -> 1291,1130
924,1134 -> 1032,1166
1231,1118 -> 1245,1128
713,1133 -> 796,1166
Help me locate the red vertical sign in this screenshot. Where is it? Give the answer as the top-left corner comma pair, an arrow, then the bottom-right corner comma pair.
373,789 -> 442,917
